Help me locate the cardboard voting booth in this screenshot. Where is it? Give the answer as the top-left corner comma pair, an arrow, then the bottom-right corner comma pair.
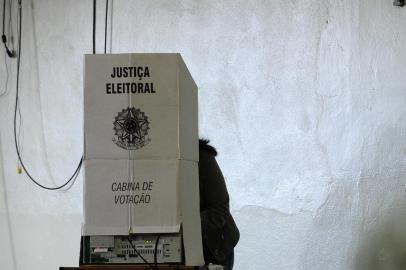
83,53 -> 204,266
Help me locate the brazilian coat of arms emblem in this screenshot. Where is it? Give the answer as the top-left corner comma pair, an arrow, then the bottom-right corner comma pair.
112,107 -> 151,150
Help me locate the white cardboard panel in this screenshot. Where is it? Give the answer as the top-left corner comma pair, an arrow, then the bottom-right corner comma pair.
84,53 -> 198,161
84,54 -> 179,106
83,159 -> 130,235
128,159 -> 181,234
85,105 -> 180,160
83,159 -> 185,235
180,161 -> 205,266
179,57 -> 199,162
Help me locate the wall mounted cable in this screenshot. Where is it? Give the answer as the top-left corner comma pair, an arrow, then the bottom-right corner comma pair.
104,0 -> 108,53
13,0 -> 84,190
2,0 -> 14,57
93,0 -> 96,53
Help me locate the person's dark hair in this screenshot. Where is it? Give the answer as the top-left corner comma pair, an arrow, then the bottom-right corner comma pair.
199,139 -> 218,156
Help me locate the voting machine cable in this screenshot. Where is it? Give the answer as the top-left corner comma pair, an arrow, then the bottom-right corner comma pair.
154,234 -> 161,268
13,0 -> 83,190
127,237 -> 157,270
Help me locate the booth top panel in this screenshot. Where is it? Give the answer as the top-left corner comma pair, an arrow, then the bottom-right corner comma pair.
84,53 -> 198,161
84,53 -> 197,106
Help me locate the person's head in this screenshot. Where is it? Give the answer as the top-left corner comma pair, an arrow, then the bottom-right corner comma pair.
199,139 -> 217,156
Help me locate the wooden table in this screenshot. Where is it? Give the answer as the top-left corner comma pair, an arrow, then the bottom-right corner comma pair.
59,265 -> 196,270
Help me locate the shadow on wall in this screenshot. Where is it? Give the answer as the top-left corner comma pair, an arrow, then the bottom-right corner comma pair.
355,203 -> 406,270
0,137 -> 17,270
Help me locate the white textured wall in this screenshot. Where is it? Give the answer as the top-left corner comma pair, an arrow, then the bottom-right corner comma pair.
1,1 -> 406,270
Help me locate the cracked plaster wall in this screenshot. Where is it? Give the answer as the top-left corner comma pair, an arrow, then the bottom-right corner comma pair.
0,1 -> 406,270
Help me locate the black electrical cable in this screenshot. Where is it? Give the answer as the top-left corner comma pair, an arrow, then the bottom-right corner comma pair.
104,0 -> 108,54
154,234 -> 161,269
92,0 -> 96,54
127,237 -> 157,270
2,0 -> 14,57
13,0 -> 83,190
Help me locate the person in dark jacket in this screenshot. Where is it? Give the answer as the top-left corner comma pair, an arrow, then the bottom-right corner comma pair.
199,139 -> 240,269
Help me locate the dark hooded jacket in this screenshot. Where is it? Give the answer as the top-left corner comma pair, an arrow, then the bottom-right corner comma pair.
199,140 -> 240,264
